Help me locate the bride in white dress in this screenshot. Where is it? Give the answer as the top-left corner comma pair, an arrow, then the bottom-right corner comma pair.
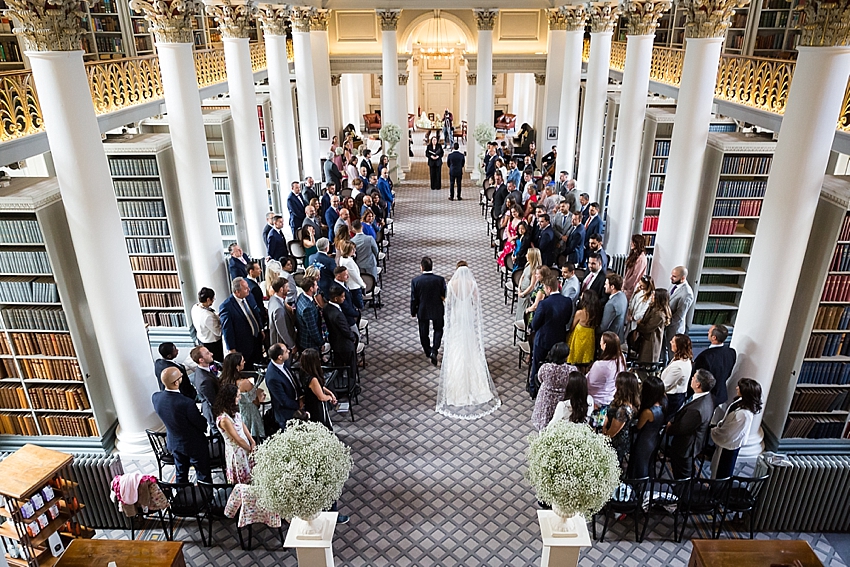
436,262 -> 501,419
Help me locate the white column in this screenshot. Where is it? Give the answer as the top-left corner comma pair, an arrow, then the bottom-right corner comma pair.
651,35 -> 724,281
290,8 -> 322,180
731,44 -> 850,456
26,49 -> 159,454
310,11 -> 335,146
474,9 -> 497,177
331,74 -> 343,146
378,10 -> 400,136
542,11 -> 566,162
533,73 -> 546,139
466,72 -> 478,174
399,72 -> 410,176
554,10 -> 586,180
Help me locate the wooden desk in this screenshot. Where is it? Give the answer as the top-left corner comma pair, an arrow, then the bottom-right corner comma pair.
689,539 -> 823,567
56,540 -> 186,567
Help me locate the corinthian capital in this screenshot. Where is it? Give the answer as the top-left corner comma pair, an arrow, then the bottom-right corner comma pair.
256,4 -> 289,36
682,0 -> 750,38
130,0 -> 202,43
377,9 -> 401,31
4,0 -> 90,51
205,0 -> 256,39
623,0 -> 672,35
588,2 -> 621,33
467,72 -> 477,85
561,5 -> 588,32
288,6 -> 313,33
474,8 -> 498,31
797,0 -> 850,46
547,8 -> 567,30
310,9 -> 329,31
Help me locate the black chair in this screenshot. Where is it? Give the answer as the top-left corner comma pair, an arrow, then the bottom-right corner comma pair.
715,474 -> 769,539
324,364 -> 359,422
361,272 -> 380,319
593,477 -> 649,542
146,429 -> 174,479
158,481 -> 211,546
197,480 -> 234,546
507,269 -> 522,313
679,477 -> 731,541
641,477 -> 691,542
208,433 -> 226,474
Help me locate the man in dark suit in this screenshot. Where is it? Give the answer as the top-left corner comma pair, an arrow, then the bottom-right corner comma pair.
667,369 -> 716,480
189,345 -> 218,433
410,256 -> 447,366
287,181 -> 308,237
266,214 -> 288,261
307,238 -> 337,298
426,137 -> 444,190
446,143 -> 465,201
324,194 -> 341,234
302,177 -> 319,202
564,212 -> 586,266
581,253 -> 607,303
506,181 -> 523,215
324,284 -> 359,379
529,276 -> 573,397
265,343 -> 301,431
227,243 -> 250,281
246,260 -> 268,327
359,149 -> 374,179
219,277 -> 264,367
320,182 -> 337,218
587,233 -> 608,272
537,213 -> 558,267
152,367 -> 212,483
262,212 -> 275,247
324,153 -> 343,189
483,144 -> 498,180
154,342 -> 197,400
579,193 -> 591,223
584,202 -> 603,250
333,266 -> 363,334
490,172 -> 508,223
691,324 -> 736,406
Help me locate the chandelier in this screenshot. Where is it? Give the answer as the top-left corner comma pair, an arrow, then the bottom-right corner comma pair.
414,10 -> 464,61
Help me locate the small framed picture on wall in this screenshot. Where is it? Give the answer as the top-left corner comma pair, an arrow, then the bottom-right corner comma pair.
319,127 -> 330,140
547,126 -> 558,140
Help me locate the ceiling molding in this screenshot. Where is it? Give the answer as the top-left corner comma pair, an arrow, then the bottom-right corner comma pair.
464,54 -> 547,73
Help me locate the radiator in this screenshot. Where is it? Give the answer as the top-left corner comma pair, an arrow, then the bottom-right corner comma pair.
754,453 -> 850,532
608,253 -> 653,278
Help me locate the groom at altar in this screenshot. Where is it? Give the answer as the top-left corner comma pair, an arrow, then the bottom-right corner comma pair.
411,257 -> 447,366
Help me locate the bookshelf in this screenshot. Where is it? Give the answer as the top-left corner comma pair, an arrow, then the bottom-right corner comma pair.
128,13 -> 217,56
634,108 -> 738,251
748,0 -> 802,59
762,176 -> 850,453
689,131 -> 776,332
0,12 -> 25,71
0,177 -> 115,451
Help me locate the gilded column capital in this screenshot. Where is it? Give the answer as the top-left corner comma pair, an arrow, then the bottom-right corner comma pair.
398,73 -> 409,86
4,0 -> 91,51
376,9 -> 401,31
588,2 -> 621,33
288,6 -> 313,33
331,74 -> 341,86
534,73 -> 546,85
560,5 -> 588,31
681,0 -> 750,38
492,74 -> 497,85
205,0 -> 256,40
547,8 -> 567,30
130,0 -> 202,43
377,74 -> 383,85
467,72 -> 477,85
622,0 -> 672,36
309,9 -> 329,31
474,8 -> 498,31
797,0 -> 850,46
256,4 -> 289,36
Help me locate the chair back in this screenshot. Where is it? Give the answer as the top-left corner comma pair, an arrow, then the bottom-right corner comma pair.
146,429 -> 171,460
484,186 -> 496,202
647,477 -> 691,513
340,188 -> 352,199
208,434 -> 226,471
289,240 -> 306,262
685,477 -> 731,513
159,481 -> 209,517
361,272 -> 376,294
505,254 -> 514,273
512,269 -> 523,289
726,475 -> 770,512
608,477 -> 650,512
197,480 -> 234,517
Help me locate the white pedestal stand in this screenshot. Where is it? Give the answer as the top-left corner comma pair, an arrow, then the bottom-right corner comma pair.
537,510 -> 591,567
284,512 -> 338,567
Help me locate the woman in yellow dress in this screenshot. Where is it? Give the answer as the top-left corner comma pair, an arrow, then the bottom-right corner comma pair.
568,289 -> 602,365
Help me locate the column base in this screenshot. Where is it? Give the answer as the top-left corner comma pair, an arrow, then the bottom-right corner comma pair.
538,510 -> 591,567
114,424 -> 158,458
469,170 -> 481,182
284,512 -> 338,567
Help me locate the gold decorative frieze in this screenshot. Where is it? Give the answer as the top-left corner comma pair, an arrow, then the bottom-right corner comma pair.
474,8 -> 498,31
681,0 -> 750,39
205,0 -> 256,40
467,72 -> 477,85
87,55 -> 163,113
194,47 -> 228,87
4,0 -> 90,51
715,53 -> 793,113
256,4 -> 289,36
623,0 -> 672,36
650,44 -> 683,85
249,41 -> 265,71
377,9 -> 401,31
582,37 -> 591,61
129,0 -> 201,43
610,38 -> 626,69
534,73 -> 545,85
797,0 -> 850,46
288,6 -> 313,33
0,70 -> 42,142
841,81 -> 850,132
588,2 -> 621,33
560,5 -> 587,31
310,9 -> 329,31
547,8 -> 567,30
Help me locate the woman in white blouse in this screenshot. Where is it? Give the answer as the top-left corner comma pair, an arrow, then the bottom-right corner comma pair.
626,275 -> 654,344
660,333 -> 692,414
710,378 -> 762,479
338,241 -> 365,292
549,371 -> 594,426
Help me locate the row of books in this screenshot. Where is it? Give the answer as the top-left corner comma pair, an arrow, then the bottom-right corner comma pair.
108,158 -> 159,177
125,238 -> 173,254
117,200 -> 166,218
143,312 -> 187,327
213,177 -> 230,191
218,211 -> 234,224
839,213 -> 850,241
0,386 -> 28,409
698,291 -> 738,303
782,416 -> 846,439
112,179 -> 162,198
692,310 -> 733,326
704,257 -> 743,269
821,275 -> 850,302
0,359 -> 16,378
713,199 -> 763,217
642,216 -> 659,233
705,237 -> 752,254
19,358 -> 83,381
805,333 -> 850,358
215,193 -> 231,208
790,388 -> 850,413
133,36 -> 152,54
709,219 -> 741,235
813,305 -> 850,331
0,251 -> 51,274
221,225 -> 236,237
754,32 -> 786,50
121,220 -> 170,237
91,15 -> 120,32
798,361 -> 850,384
8,332 -> 76,357
642,233 -> 656,247
134,273 -> 180,290
28,386 -> 91,411
37,415 -> 99,437
0,278 -> 59,303
645,193 -> 663,208
0,39 -> 23,63
758,10 -> 790,27
0,413 -> 36,436
1,307 -> 68,331
720,155 -> 773,175
129,255 -> 176,272
708,123 -> 737,133
650,158 -> 667,174
138,292 -> 183,308
0,220 -> 44,244
647,177 -> 665,192
830,244 -> 850,273
716,179 -> 767,198
653,140 -> 671,157
700,274 -> 740,286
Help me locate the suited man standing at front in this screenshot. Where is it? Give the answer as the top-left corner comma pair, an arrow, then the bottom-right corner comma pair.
426,137 -> 444,190
667,369 -> 716,479
411,256 -> 447,366
152,367 -> 212,483
530,275 -> 573,397
265,343 -> 301,431
446,143 -> 465,201
583,202 -> 603,251
189,345 -> 219,433
219,277 -> 264,367
691,324 -> 736,406
266,214 -> 288,262
287,181 -> 308,237
599,274 -> 628,343
664,265 -> 695,363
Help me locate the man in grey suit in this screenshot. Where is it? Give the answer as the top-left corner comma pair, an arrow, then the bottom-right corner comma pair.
351,219 -> 379,279
268,277 -> 297,351
189,345 -> 218,433
664,265 -> 695,363
599,273 -> 628,343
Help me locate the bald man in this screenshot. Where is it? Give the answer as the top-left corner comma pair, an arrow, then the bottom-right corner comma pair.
664,265 -> 695,364
151,367 -> 212,483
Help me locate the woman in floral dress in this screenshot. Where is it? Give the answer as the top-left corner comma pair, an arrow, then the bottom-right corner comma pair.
219,352 -> 265,440
214,383 -> 256,484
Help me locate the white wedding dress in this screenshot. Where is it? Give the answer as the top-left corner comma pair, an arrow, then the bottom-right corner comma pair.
436,266 -> 501,420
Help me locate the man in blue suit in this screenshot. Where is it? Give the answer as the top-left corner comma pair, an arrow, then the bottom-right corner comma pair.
219,277 -> 264,367
308,238 -> 337,298
266,214 -> 288,261
446,142 -> 465,201
227,243 -> 250,281
536,214 -> 558,267
320,182 -> 337,218
265,342 -> 301,431
564,212 -> 586,266
151,367 -> 212,483
324,195 -> 341,234
377,168 -> 394,211
287,181 -> 308,237
529,275 -> 574,398
584,202 -> 603,248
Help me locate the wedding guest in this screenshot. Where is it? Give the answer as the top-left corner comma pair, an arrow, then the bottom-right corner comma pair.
219,352 -> 265,440
567,290 -> 601,365
626,275 -> 655,355
667,369 -> 715,480
603,371 -> 640,468
550,371 -> 593,426
191,288 -> 223,363
586,332 -> 626,408
627,374 -> 668,479
661,334 -> 693,414
213,383 -> 255,484
299,348 -> 337,431
530,343 -> 577,431
710,378 -> 762,478
635,289 -> 671,363
623,235 -> 648,302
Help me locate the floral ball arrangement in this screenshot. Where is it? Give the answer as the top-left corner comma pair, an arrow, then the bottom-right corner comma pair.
379,123 -> 402,157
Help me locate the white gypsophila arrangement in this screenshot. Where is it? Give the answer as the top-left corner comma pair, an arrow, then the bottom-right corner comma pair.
526,421 -> 621,521
252,420 -> 352,521
473,123 -> 496,176
379,123 -> 402,158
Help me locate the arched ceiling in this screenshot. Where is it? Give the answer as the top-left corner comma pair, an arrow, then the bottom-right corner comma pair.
403,11 -> 471,53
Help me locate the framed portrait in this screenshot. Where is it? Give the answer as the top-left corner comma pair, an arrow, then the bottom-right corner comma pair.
319,127 -> 330,141
547,126 -> 558,140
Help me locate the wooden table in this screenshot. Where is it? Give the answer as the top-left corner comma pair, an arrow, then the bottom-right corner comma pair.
689,539 -> 823,567
56,540 -> 186,567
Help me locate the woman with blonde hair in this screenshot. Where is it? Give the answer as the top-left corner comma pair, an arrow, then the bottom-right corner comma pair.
264,259 -> 282,299
516,248 -> 542,323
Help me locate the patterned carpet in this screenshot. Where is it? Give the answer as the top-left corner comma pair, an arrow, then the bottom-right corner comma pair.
104,150 -> 848,566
